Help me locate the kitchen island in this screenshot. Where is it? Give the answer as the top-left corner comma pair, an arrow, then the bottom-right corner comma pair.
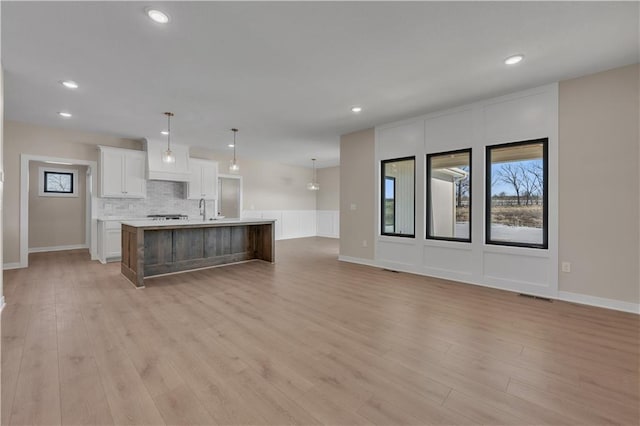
120,219 -> 275,288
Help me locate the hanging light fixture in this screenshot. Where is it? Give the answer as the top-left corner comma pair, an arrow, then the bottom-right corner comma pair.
162,112 -> 176,164
307,158 -> 320,191
229,128 -> 240,172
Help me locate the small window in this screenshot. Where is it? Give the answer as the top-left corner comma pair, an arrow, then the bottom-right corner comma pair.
427,149 -> 471,242
381,157 -> 415,237
39,167 -> 78,197
486,139 -> 548,248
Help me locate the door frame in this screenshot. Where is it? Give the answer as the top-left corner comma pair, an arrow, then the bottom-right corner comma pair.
19,154 -> 98,268
217,173 -> 243,218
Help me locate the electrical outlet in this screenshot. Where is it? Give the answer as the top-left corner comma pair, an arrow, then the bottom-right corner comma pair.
350,203 -> 357,211
128,203 -> 134,210
561,262 -> 571,273
362,240 -> 367,247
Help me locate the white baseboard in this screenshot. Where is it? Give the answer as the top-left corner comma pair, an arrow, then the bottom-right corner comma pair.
558,291 -> 639,314
28,244 -> 89,254
317,234 -> 339,239
338,255 -> 379,268
3,262 -> 24,270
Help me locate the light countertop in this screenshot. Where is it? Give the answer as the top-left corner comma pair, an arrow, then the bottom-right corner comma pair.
120,218 -> 274,228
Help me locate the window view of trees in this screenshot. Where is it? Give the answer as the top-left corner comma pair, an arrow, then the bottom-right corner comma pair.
486,139 -> 547,248
427,149 -> 471,241
44,171 -> 73,193
381,157 -> 415,237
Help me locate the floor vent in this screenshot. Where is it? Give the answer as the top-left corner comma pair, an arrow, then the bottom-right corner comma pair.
519,293 -> 553,302
382,269 -> 400,273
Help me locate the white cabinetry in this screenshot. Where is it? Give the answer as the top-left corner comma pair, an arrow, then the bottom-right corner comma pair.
187,158 -> 218,200
99,146 -> 146,198
97,220 -> 122,263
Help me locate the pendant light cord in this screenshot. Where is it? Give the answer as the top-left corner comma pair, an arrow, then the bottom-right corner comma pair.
232,128 -> 238,163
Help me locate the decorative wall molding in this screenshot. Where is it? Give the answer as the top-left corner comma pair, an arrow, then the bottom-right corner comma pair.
316,210 -> 339,238
28,244 -> 89,254
242,210 -> 317,240
375,83 -> 560,298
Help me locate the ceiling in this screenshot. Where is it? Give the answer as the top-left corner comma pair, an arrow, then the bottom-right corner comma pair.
2,1 -> 638,168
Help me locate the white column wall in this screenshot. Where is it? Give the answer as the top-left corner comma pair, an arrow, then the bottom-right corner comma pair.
374,84 -> 559,298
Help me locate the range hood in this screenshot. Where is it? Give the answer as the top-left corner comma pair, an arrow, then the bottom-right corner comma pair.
143,139 -> 191,182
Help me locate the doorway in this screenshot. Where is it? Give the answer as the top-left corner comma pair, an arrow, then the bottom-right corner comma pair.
19,154 -> 97,268
217,174 -> 242,218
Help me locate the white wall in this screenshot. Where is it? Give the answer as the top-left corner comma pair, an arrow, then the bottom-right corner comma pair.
372,84 -> 559,299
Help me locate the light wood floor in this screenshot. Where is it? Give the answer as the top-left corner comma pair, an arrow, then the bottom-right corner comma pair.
2,237 -> 638,425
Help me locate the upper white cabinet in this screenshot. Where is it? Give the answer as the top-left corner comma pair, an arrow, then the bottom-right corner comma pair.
187,158 -> 218,200
98,146 -> 146,198
144,140 -> 191,182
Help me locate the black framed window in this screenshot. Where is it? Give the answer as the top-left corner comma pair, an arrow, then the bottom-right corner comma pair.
486,138 -> 548,249
427,149 -> 471,242
44,171 -> 74,194
381,157 -> 415,237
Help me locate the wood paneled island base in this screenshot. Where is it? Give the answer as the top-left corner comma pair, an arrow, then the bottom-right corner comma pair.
121,219 -> 275,288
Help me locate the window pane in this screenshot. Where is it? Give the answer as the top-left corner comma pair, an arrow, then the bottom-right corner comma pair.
427,149 -> 471,241
486,139 -> 547,248
45,172 -> 74,193
381,157 -> 415,237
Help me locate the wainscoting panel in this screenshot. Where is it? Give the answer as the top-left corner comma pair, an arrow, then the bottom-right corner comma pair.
316,210 -> 339,238
242,210 -> 317,240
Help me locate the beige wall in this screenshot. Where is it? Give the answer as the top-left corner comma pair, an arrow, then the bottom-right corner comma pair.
190,147 -> 317,212
339,128 -> 375,259
317,166 -> 340,210
28,161 -> 87,249
1,64 -> 5,301
3,120 -> 140,264
558,64 -> 639,304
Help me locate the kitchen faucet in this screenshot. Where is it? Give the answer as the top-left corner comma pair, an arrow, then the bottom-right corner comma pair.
199,198 -> 206,221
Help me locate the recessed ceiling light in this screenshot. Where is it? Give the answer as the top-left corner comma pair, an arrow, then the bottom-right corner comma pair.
58,112 -> 72,118
228,144 -> 235,148
61,80 -> 78,89
146,8 -> 170,24
504,54 -> 524,65
161,130 -> 169,135
351,106 -> 363,113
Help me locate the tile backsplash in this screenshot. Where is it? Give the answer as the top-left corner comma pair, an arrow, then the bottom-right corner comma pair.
97,180 -> 212,218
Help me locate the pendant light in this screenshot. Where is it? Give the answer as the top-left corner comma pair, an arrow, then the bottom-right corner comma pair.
229,128 -> 240,172
162,112 -> 176,164
307,158 -> 320,191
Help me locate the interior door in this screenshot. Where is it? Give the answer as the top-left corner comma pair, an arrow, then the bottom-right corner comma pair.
218,177 -> 240,218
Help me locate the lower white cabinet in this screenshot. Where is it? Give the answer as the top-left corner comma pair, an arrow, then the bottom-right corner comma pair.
97,220 -> 122,263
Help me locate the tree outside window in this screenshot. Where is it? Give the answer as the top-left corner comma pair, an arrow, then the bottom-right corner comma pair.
486,139 -> 548,248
